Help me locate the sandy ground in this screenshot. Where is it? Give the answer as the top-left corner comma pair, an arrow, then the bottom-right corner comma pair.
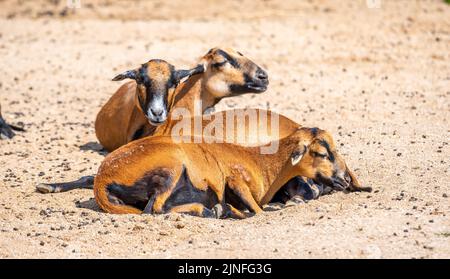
0,0 -> 449,259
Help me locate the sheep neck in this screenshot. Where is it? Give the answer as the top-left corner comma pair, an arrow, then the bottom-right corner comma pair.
169,74 -> 217,117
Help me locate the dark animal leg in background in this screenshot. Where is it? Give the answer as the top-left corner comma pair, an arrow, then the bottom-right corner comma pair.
9,124 -> 25,132
0,116 -> 16,139
36,175 -> 95,193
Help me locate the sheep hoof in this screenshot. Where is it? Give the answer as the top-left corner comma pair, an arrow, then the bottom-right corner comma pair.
202,207 -> 216,218
0,121 -> 15,139
289,195 -> 305,204
212,204 -> 224,219
36,184 -> 58,193
263,202 -> 285,211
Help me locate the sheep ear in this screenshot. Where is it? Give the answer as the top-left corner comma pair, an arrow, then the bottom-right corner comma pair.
112,69 -> 138,81
291,145 -> 306,166
174,64 -> 205,83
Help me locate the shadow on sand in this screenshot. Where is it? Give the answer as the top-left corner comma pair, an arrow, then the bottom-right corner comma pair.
79,141 -> 108,156
76,198 -> 102,212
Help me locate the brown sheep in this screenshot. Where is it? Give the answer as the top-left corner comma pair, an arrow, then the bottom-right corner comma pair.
94,127 -> 371,218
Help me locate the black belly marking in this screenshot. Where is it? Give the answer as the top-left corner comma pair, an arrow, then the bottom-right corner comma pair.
106,167 -> 173,210
163,168 -> 219,211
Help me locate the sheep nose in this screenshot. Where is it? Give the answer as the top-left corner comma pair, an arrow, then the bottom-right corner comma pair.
256,68 -> 268,82
151,108 -> 164,117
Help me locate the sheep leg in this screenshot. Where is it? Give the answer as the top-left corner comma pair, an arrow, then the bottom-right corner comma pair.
222,203 -> 248,219
226,176 -> 263,214
166,203 -> 217,218
8,123 -> 25,132
150,166 -> 185,214
151,200 -> 247,219
36,175 -> 95,193
0,116 -> 15,139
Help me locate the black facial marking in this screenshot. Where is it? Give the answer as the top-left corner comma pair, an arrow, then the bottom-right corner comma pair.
167,64 -> 177,88
136,64 -> 170,118
216,49 -> 240,68
311,127 -> 319,137
314,173 -> 334,187
139,65 -> 150,86
212,61 -> 227,68
228,73 -> 260,95
318,140 -> 335,162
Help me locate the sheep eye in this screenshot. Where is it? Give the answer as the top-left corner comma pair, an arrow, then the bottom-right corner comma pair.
212,60 -> 227,68
313,151 -> 328,159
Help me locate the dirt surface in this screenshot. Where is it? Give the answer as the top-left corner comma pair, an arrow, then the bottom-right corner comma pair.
0,0 -> 449,258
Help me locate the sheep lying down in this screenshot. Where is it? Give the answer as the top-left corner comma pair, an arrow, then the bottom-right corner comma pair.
94,127 -> 371,218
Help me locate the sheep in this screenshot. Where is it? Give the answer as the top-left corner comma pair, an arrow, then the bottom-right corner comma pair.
152,109 -> 330,203
39,107 -> 322,204
37,47 -> 269,193
0,103 -> 24,139
93,127 -> 372,218
97,47 -> 268,152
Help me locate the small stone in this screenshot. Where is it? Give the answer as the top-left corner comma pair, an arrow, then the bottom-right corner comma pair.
175,223 -> 185,229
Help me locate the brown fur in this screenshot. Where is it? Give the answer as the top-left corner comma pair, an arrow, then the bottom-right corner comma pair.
94,127 -> 371,217
95,81 -> 153,151
154,109 -> 299,143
